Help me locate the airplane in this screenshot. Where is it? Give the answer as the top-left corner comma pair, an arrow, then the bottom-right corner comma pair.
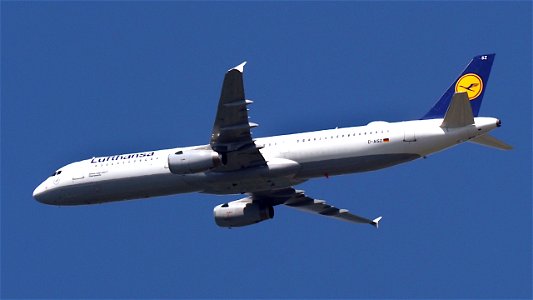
33,54 -> 511,228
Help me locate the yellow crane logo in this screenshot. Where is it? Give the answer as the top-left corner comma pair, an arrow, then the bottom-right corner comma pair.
455,73 -> 483,100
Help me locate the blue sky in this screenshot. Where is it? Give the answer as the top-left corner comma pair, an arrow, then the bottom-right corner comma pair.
2,2 -> 531,298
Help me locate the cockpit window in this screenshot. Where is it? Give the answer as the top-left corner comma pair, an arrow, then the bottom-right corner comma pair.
50,170 -> 62,177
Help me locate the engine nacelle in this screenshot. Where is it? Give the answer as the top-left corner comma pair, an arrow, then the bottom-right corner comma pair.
168,150 -> 222,174
213,199 -> 274,228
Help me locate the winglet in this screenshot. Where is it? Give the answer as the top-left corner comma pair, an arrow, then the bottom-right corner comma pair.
371,216 -> 383,228
229,61 -> 247,73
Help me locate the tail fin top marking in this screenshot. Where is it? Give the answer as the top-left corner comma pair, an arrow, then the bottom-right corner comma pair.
422,54 -> 495,120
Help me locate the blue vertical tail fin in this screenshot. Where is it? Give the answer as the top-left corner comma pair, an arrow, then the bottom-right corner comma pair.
422,54 -> 495,120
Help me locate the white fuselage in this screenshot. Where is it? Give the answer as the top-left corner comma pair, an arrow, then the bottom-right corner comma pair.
33,117 -> 500,205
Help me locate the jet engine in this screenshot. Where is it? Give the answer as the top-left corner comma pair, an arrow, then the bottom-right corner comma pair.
168,150 -> 222,174
213,199 -> 274,228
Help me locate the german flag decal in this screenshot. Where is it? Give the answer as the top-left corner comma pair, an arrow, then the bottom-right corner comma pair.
383,138 -> 390,143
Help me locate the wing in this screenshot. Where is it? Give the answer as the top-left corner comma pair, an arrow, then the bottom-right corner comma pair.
210,62 -> 266,171
251,188 -> 382,228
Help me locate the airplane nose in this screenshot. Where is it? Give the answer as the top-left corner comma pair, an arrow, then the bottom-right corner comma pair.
33,183 -> 44,201
33,181 -> 52,204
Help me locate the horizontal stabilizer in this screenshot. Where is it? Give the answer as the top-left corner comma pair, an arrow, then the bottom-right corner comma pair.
469,134 -> 512,150
440,92 -> 474,128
